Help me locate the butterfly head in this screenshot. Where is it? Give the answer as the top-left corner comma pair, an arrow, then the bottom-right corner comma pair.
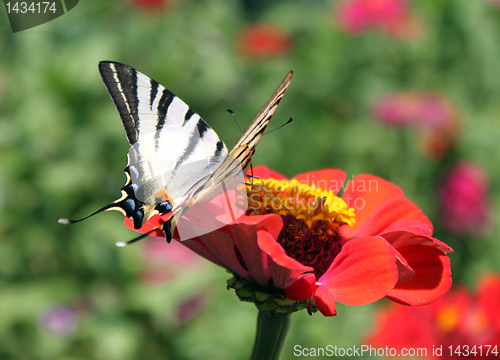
154,189 -> 175,214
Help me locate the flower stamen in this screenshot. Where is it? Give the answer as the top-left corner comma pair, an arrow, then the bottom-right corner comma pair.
247,178 -> 355,229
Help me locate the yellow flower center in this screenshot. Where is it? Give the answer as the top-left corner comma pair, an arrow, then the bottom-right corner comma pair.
436,305 -> 460,332
246,178 -> 355,228
246,177 -> 356,277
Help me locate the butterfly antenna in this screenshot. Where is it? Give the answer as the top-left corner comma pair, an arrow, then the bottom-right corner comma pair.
263,118 -> 293,136
246,174 -> 261,180
227,109 -> 243,133
115,227 -> 160,247
245,173 -> 261,193
58,203 -> 116,225
235,186 -> 260,215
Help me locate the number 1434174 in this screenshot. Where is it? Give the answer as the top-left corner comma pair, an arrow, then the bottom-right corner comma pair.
5,2 -> 57,13
448,345 -> 498,357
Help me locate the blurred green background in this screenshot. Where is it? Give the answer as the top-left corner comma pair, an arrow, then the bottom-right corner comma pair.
1,0 -> 499,359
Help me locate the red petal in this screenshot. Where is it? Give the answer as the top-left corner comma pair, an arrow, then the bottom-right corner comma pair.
392,247 -> 414,283
124,214 -> 165,237
314,286 -> 338,316
315,236 -> 398,306
385,234 -> 453,254
340,175 -> 405,239
383,219 -> 433,235
293,169 -> 347,195
182,214 -> 281,284
188,225 -> 253,280
386,245 -> 452,305
223,215 -> 284,286
379,230 -> 414,247
285,273 -> 316,300
248,165 -> 288,181
182,214 -> 290,288
257,229 -> 314,289
181,237 -> 228,269
342,197 -> 432,239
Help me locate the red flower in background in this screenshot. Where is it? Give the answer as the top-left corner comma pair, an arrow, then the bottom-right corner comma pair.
126,166 -> 452,317
439,162 -> 490,235
335,0 -> 423,39
366,273 -> 500,359
372,91 -> 460,159
237,24 -> 292,60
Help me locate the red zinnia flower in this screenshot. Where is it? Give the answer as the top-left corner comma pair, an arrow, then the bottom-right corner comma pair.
125,166 -> 452,316
366,273 -> 500,359
237,24 -> 292,60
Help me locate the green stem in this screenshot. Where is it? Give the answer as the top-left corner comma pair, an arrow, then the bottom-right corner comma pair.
250,311 -> 291,360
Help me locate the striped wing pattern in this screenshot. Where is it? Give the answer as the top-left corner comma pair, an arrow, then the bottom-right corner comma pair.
164,71 -> 294,242
98,61 -> 228,228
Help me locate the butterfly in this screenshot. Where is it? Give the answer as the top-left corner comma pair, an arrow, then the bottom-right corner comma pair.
59,62 -> 293,244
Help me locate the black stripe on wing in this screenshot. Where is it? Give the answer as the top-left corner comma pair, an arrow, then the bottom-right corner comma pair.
154,89 -> 175,150
214,139 -> 225,160
174,119 -> 210,170
183,108 -> 195,126
150,79 -> 159,109
99,61 -> 141,145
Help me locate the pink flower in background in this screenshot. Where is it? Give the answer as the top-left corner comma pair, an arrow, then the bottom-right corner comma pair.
487,0 -> 500,7
335,0 -> 423,39
175,293 -> 206,326
372,91 -> 460,159
439,162 -> 490,235
373,92 -> 419,126
38,305 -> 78,337
237,24 -> 292,60
141,237 -> 204,285
366,273 -> 500,359
373,92 -> 458,129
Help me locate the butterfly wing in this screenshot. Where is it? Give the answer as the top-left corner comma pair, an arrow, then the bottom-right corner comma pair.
98,61 -> 228,228
164,71 -> 294,242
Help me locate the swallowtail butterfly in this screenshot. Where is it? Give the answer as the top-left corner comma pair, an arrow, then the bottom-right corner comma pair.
59,62 -> 293,244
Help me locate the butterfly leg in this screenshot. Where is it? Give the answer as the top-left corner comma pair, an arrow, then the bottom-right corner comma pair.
242,179 -> 292,216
